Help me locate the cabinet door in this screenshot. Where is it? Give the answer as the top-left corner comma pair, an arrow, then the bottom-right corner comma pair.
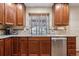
67,37 -> 76,56
16,4 -> 24,26
28,37 -> 40,56
12,37 -> 20,56
20,37 -> 28,56
0,3 -> 4,24
0,39 -> 4,56
54,4 -> 69,26
62,4 -> 69,26
54,4 -> 63,26
5,3 -> 16,25
40,37 -> 51,56
4,38 -> 12,56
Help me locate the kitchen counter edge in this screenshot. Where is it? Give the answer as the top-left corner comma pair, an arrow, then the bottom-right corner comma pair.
0,35 -> 77,39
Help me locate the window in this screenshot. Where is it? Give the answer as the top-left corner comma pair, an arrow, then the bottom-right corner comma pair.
29,13 -> 49,35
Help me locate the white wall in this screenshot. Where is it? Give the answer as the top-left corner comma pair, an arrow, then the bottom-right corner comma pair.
69,6 -> 79,51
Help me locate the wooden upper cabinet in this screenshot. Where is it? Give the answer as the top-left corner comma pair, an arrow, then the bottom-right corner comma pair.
0,3 -> 25,26
54,4 -> 62,26
54,3 -> 69,26
5,3 -> 16,25
62,4 -> 69,25
16,4 -> 25,26
0,3 -> 4,24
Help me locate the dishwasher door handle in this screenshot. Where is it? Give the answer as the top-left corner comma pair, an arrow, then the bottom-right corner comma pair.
51,38 -> 66,40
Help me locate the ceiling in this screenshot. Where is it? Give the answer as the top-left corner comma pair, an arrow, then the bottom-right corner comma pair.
25,3 -> 53,7
25,3 -> 79,7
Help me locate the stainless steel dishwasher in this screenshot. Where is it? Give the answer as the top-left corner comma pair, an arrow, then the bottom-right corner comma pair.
51,37 -> 67,56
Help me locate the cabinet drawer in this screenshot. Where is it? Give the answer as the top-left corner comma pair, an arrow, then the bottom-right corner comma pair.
67,45 -> 76,49
67,41 -> 76,45
67,37 -> 76,42
67,40 -> 76,43
67,49 -> 76,56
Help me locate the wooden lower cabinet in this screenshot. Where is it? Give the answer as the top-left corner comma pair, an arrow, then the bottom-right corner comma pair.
0,36 -> 76,56
12,37 -> 19,56
28,37 -> 40,56
12,37 -> 28,56
28,37 -> 51,56
19,37 -> 28,56
12,37 -> 51,56
4,38 -> 12,56
67,37 -> 76,56
0,39 -> 4,56
0,37 -> 51,56
40,37 -> 51,56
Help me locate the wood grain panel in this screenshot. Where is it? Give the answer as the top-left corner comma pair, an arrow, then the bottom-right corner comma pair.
62,4 -> 69,26
67,37 -> 76,56
0,3 -> 4,24
4,38 -> 12,56
5,3 -> 16,25
0,39 -> 4,56
28,37 -> 40,56
20,37 -> 28,56
16,4 -> 24,26
39,37 -> 51,56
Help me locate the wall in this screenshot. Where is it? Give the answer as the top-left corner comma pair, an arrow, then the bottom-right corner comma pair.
69,6 -> 79,51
